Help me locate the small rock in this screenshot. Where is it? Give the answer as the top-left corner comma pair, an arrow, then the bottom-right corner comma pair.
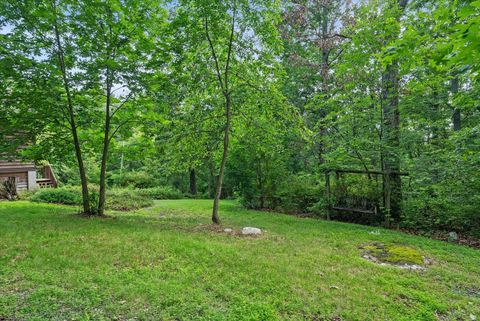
224,228 -> 233,233
241,227 -> 262,235
400,264 -> 426,271
448,231 -> 458,241
423,256 -> 434,265
470,314 -> 476,321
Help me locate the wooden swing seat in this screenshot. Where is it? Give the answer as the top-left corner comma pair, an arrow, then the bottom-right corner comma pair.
331,206 -> 376,215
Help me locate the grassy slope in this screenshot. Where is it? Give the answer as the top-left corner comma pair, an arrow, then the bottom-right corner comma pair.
0,200 -> 479,321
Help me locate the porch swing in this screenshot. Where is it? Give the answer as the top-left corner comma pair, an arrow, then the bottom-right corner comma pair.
324,168 -> 409,222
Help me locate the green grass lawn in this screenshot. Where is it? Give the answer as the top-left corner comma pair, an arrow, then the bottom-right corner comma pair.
0,200 -> 479,321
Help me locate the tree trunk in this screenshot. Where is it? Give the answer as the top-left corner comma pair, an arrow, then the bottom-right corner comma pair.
256,160 -> 265,208
52,11 -> 90,215
380,0 -> 408,222
212,94 -> 231,224
324,172 -> 331,220
381,60 -> 402,222
451,76 -> 461,131
208,161 -> 215,199
98,71 -> 113,216
317,4 -> 330,165
321,4 -> 329,92
189,167 -> 197,195
72,118 -> 91,215
204,6 -> 236,224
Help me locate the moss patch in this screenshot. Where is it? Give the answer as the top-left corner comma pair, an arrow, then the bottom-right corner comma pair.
360,242 -> 426,267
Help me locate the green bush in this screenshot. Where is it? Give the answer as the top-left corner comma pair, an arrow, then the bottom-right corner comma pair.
307,198 -> 330,218
17,190 -> 35,200
110,171 -> 158,189
30,186 -> 153,211
274,173 -> 322,213
137,186 -> 184,200
402,185 -> 480,236
30,187 -> 82,205
106,189 -> 153,211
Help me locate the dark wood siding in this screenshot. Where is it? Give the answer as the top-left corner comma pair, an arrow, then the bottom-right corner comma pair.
0,161 -> 36,173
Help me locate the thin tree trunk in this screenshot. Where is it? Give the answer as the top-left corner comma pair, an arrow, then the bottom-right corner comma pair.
212,94 -> 231,224
451,76 -> 460,131
97,81 -> 112,216
97,17 -> 117,216
321,4 -> 329,92
204,4 -> 236,224
317,4 -> 330,165
382,59 -> 402,222
98,52 -> 113,216
189,167 -> 197,195
208,161 -> 215,199
52,7 -> 90,214
71,109 -> 92,215
257,161 -> 265,209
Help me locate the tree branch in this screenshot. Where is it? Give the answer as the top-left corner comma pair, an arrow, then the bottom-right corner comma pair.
108,119 -> 133,143
204,14 -> 225,92
224,3 -> 237,94
109,91 -> 134,121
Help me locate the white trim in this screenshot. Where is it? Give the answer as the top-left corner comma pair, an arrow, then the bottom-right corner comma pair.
27,170 -> 37,191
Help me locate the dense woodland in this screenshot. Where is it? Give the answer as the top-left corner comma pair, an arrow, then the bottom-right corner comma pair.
1,0 -> 479,235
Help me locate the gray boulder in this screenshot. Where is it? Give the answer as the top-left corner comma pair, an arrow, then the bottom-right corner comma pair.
241,227 -> 262,235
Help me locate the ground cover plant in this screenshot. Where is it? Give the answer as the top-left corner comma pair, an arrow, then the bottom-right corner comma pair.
1,200 -> 479,321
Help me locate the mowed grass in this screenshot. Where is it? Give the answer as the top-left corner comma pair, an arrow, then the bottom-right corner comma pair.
0,200 -> 479,321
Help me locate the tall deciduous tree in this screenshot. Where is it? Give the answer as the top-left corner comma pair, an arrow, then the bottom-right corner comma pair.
1,0 -> 94,213
0,0 -> 167,215
380,0 -> 408,222
280,0 -> 353,166
176,0 -> 281,224
68,0 -> 167,215
203,2 -> 236,224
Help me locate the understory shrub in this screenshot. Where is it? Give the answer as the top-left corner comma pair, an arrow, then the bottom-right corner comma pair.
137,186 -> 184,199
106,189 -> 153,211
274,173 -> 322,213
307,198 -> 329,218
402,185 -> 480,236
30,187 -> 81,205
30,186 -> 153,211
110,171 -> 158,189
